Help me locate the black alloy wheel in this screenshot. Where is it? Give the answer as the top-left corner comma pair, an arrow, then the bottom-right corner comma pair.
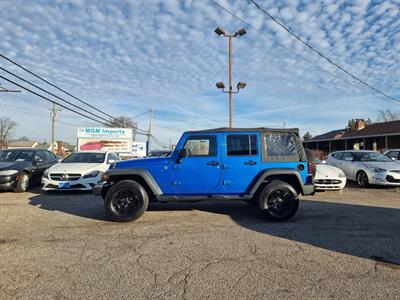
258,180 -> 299,221
356,171 -> 369,188
104,180 -> 149,222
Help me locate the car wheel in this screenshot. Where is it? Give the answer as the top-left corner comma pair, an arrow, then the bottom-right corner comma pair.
356,171 -> 369,188
258,180 -> 299,221
14,172 -> 30,193
104,180 -> 149,222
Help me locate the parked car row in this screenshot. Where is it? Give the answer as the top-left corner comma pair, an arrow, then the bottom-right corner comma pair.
0,149 -> 120,192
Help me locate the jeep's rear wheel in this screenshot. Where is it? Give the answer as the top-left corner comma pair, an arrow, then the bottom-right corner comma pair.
105,180 -> 149,222
258,180 -> 299,221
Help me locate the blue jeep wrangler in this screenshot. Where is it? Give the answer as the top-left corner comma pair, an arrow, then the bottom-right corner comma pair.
94,128 -> 315,222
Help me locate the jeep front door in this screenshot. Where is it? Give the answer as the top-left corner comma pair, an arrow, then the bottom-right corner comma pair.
173,134 -> 222,195
221,133 -> 261,194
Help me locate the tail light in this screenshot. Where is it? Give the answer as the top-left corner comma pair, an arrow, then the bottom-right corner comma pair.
308,163 -> 313,174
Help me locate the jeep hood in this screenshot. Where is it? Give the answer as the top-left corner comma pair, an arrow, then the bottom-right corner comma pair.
115,157 -> 171,168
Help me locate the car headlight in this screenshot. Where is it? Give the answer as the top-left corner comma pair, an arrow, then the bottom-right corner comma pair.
83,171 -> 100,179
0,170 -> 19,176
338,171 -> 346,178
367,167 -> 386,173
43,169 -> 49,178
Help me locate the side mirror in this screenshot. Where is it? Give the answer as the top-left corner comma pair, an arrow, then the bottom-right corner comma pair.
176,148 -> 188,163
34,157 -> 44,165
107,159 -> 116,164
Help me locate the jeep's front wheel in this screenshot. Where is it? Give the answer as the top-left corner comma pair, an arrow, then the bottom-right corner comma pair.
104,180 -> 149,222
258,180 -> 299,221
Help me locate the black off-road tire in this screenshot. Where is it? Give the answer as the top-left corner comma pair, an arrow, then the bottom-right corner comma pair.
13,172 -> 30,193
305,149 -> 317,176
258,180 -> 299,221
104,180 -> 149,222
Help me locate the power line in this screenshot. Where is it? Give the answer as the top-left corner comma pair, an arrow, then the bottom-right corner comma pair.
0,75 -> 113,126
248,0 -> 400,104
0,66 -> 116,125
0,53 -> 117,118
209,0 -> 398,106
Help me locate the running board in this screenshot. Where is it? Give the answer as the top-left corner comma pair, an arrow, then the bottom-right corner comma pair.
156,195 -> 252,202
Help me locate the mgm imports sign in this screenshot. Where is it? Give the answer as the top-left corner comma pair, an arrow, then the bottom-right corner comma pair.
77,127 -> 133,154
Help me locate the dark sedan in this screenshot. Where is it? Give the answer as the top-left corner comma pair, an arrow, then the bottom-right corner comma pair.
0,148 -> 58,192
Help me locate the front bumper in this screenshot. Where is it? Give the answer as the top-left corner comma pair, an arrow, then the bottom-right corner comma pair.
0,175 -> 17,190
93,183 -> 105,196
315,177 -> 346,191
41,175 -> 101,191
367,170 -> 400,186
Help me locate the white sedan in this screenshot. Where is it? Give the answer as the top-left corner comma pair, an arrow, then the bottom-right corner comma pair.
314,162 -> 347,191
42,151 -> 120,191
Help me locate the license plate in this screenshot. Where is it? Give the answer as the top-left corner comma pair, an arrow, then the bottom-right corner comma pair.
58,182 -> 70,189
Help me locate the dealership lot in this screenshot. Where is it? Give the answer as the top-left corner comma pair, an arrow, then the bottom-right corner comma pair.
1,186 -> 399,299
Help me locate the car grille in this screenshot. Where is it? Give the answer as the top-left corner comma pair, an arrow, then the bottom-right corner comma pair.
314,179 -> 342,185
49,173 -> 81,181
389,170 -> 400,174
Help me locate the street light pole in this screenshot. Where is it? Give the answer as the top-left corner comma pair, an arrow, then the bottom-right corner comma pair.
215,27 -> 247,128
228,35 -> 233,128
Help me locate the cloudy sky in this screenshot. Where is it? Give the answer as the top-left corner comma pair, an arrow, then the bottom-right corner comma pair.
0,0 -> 399,147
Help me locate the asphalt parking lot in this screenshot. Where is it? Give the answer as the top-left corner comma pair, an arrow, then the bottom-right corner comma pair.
1,184 -> 399,299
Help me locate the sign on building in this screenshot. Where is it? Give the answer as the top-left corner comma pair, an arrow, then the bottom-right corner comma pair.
77,127 -> 133,154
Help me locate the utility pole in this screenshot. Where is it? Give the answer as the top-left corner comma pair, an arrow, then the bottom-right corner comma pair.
147,108 -> 153,154
215,27 -> 247,128
49,103 -> 61,153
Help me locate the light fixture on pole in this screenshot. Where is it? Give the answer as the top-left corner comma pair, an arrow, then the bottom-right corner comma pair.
215,26 -> 247,128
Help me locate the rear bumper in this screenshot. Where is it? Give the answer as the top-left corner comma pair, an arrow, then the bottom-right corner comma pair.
302,184 -> 315,196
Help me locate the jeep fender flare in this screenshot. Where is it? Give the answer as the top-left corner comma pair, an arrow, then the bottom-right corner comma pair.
248,168 -> 309,196
107,168 -> 162,196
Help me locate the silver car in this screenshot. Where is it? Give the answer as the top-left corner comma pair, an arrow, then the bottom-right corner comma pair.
384,149 -> 400,162
326,150 -> 400,187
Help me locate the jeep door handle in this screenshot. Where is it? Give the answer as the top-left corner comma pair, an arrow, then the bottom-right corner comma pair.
207,161 -> 219,166
244,160 -> 257,165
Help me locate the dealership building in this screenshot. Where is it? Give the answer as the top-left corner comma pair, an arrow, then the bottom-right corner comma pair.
304,119 -> 400,153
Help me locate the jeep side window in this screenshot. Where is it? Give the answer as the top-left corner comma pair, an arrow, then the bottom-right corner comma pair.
227,134 -> 258,156
182,135 -> 217,157
263,132 -> 299,161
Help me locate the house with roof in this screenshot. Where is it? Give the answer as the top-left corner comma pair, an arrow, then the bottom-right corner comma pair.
304,119 -> 400,153
7,140 -> 39,149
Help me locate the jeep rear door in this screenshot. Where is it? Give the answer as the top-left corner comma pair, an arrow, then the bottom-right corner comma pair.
172,134 -> 222,195
220,133 -> 261,194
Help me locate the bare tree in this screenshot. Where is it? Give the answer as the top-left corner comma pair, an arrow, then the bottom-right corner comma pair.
0,117 -> 17,143
109,116 -> 137,139
303,131 -> 312,141
377,109 -> 400,122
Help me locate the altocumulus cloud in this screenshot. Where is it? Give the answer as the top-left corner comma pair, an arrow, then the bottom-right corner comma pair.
0,0 -> 399,145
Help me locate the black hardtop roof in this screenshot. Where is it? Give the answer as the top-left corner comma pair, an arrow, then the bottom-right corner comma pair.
185,127 -> 299,134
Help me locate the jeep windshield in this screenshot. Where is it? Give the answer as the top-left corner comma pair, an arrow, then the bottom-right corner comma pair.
0,150 -> 34,162
353,152 -> 392,162
62,152 -> 105,163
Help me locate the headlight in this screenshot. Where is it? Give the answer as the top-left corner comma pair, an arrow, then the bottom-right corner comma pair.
43,169 -> 49,178
0,170 -> 18,176
83,171 -> 100,179
338,171 -> 346,178
367,167 -> 386,173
